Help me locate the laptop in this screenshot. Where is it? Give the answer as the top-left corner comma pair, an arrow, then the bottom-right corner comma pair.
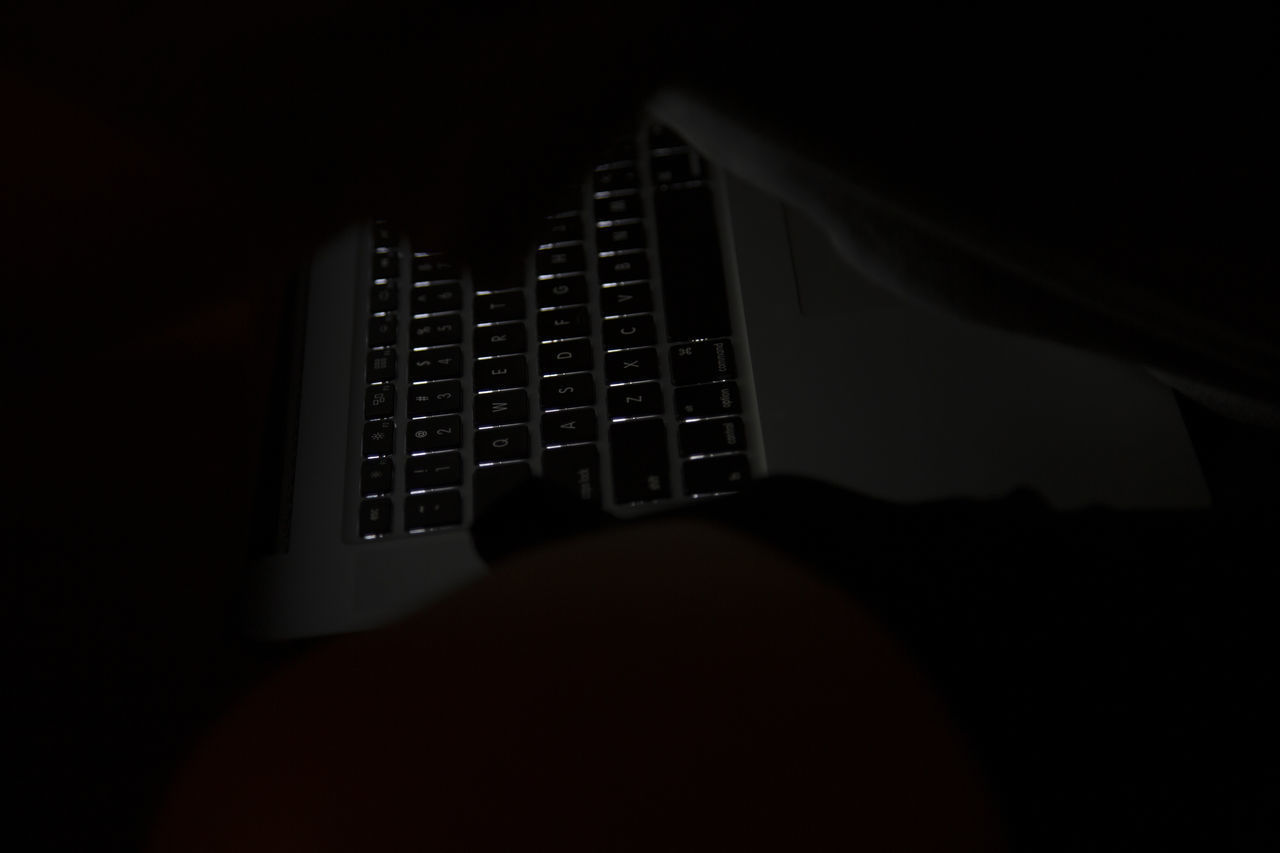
246,93 -> 1210,640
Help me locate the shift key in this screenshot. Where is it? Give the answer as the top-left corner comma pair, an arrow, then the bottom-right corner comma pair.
609,419 -> 670,503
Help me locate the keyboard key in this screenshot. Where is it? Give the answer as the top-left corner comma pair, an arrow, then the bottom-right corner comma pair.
359,498 -> 393,536
407,415 -> 463,452
678,417 -> 746,456
372,221 -> 396,249
542,444 -> 602,506
651,150 -> 705,185
537,306 -> 591,341
475,355 -> 528,390
535,245 -> 585,276
368,315 -> 397,346
475,389 -> 529,426
598,252 -> 649,283
540,373 -> 595,409
538,212 -> 584,245
474,291 -> 527,323
407,380 -> 463,416
656,185 -> 731,340
370,281 -> 399,312
411,282 -> 462,313
597,222 -> 647,252
602,316 -> 657,349
607,382 -> 664,418
405,491 -> 462,530
475,322 -> 528,357
539,339 -> 593,374
366,348 -> 396,382
594,193 -> 643,222
411,314 -> 463,346
476,425 -> 531,462
473,462 -> 533,518
541,408 -> 598,445
674,381 -> 741,419
669,339 -> 736,386
683,455 -> 750,495
372,250 -> 399,279
593,165 -> 638,194
364,384 -> 395,419
409,346 -> 463,380
406,452 -> 463,490
605,347 -> 660,383
411,252 -> 458,282
361,459 -> 394,495
362,420 -> 395,456
600,283 -> 652,315
609,419 -> 670,503
535,275 -> 588,308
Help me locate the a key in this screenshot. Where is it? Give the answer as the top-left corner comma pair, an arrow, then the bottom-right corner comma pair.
598,252 -> 649,283
475,389 -> 529,426
540,373 -> 595,409
602,316 -> 657,349
538,212 -> 584,245
475,323 -> 527,357
600,282 -> 652,315
541,408 -> 598,445
539,339 -> 593,374
409,346 -> 463,380
410,282 -> 462,313
359,498 -> 394,536
360,459 -> 394,495
535,275 -> 588,308
537,306 -> 591,341
407,380 -> 463,416
594,193 -> 643,223
678,417 -> 746,456
597,222 -> 647,252
674,381 -> 741,419
475,425 -> 530,463
411,315 -> 463,346
364,384 -> 395,419
372,250 -> 399,279
370,281 -> 399,312
542,444 -> 601,506
475,355 -> 528,390
605,347 -> 660,383
406,415 -> 463,452
535,245 -> 586,277
474,291 -> 527,323
669,339 -> 736,386
682,455 -> 750,495
362,420 -> 395,456
609,419 -> 670,503
411,252 -> 458,282
366,348 -> 396,382
405,491 -> 462,530
368,315 -> 397,346
607,382 -> 664,418
592,165 -> 638,194
405,452 -> 462,490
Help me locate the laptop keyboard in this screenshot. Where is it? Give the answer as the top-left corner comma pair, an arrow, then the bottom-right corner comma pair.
356,125 -> 755,539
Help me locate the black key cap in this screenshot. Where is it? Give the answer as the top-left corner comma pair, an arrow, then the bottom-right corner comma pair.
683,455 -> 750,495
409,346 -> 463,380
407,380 -> 463,416
535,245 -> 586,276
368,315 -> 397,346
538,212 -> 584,245
473,462 -> 534,518
475,425 -> 530,462
542,445 -> 602,506
651,150 -> 705,185
405,491 -> 462,530
475,322 -> 527,357
605,348 -> 660,383
598,252 -> 649,283
541,408 -> 598,445
372,250 -> 399,279
411,314 -> 463,346
600,283 -> 652,315
607,382 -> 664,418
411,252 -> 459,282
475,355 -> 528,390
539,339 -> 592,374
669,339 -> 736,386
594,193 -> 643,222
474,291 -> 527,323
475,389 -> 529,426
535,275 -> 588,308
674,381 -> 741,419
609,419 -> 670,503
406,452 -> 463,490
361,459 -> 394,495
592,165 -> 638,194
411,282 -> 462,313
407,415 -> 463,452
362,420 -> 395,456
370,281 -> 399,312
656,186 -> 730,340
359,498 -> 393,536
540,373 -> 595,409
366,348 -> 396,382
372,221 -> 396,249
678,417 -> 746,456
364,384 -> 395,419
537,306 -> 591,341
597,222 -> 646,252
602,316 -> 657,349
